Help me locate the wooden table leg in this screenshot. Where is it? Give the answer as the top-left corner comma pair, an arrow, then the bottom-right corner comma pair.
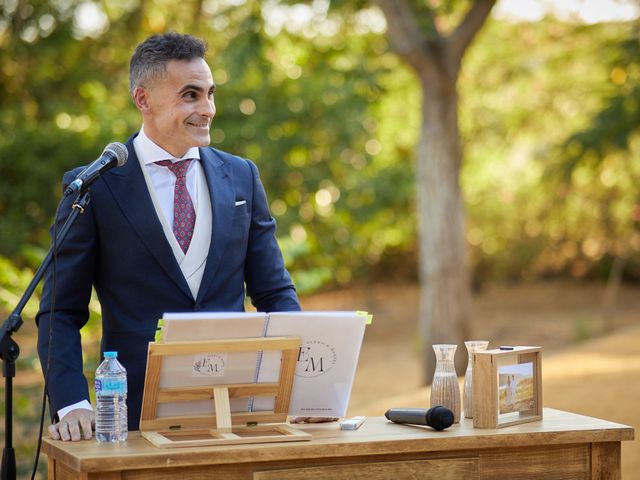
591,442 -> 621,480
48,457 -> 56,479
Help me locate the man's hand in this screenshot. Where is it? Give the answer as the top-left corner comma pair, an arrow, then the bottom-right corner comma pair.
289,417 -> 338,424
49,409 -> 94,441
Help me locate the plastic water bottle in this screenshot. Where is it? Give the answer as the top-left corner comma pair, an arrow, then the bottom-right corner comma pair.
95,351 -> 128,442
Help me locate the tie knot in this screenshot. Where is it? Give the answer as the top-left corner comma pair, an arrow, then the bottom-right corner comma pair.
156,159 -> 193,178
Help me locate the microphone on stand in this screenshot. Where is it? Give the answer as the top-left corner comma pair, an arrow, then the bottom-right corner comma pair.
63,142 -> 128,196
384,406 -> 454,431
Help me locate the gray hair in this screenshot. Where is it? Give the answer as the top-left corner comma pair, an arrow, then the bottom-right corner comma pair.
129,32 -> 207,93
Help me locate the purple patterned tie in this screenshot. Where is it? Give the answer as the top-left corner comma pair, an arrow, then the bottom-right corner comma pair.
156,159 -> 196,253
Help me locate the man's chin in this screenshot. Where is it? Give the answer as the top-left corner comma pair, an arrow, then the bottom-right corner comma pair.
192,134 -> 211,147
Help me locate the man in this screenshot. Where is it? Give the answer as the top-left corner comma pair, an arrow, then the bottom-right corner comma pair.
37,32 -> 301,442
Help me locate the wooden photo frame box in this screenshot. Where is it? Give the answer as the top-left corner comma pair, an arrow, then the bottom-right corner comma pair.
472,346 -> 542,429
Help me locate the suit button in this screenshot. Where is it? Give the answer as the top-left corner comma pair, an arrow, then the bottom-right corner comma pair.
193,303 -> 201,311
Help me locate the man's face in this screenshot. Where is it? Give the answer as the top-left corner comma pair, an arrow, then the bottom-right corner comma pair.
134,58 -> 216,158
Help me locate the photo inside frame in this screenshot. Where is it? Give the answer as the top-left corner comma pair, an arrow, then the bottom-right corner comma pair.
496,356 -> 536,424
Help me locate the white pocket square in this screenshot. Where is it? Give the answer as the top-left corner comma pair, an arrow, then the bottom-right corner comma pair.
235,200 -> 246,206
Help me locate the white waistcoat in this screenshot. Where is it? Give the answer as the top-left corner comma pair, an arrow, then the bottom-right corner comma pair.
139,163 -> 212,299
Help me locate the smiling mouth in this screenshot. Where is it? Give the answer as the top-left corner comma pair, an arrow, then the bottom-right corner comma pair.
187,122 -> 209,128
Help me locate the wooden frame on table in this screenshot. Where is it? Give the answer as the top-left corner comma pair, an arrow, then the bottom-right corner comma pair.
472,346 -> 542,429
139,336 -> 311,447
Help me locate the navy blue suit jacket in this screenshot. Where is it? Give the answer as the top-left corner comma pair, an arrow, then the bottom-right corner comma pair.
36,134 -> 300,429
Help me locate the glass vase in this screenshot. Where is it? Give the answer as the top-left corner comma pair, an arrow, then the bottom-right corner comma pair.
430,344 -> 460,423
463,340 -> 489,419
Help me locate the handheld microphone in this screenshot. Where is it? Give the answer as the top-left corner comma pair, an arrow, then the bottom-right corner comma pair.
64,142 -> 128,196
384,406 -> 454,431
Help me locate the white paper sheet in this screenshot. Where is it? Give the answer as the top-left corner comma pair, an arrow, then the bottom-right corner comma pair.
254,311 -> 367,417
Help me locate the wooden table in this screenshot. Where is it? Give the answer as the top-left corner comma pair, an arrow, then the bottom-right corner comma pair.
43,408 -> 634,479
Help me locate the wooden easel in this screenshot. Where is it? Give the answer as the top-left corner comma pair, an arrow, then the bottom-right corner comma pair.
139,337 -> 311,448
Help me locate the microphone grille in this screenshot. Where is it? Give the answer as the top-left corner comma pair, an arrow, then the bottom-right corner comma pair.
104,142 -> 128,167
427,406 -> 454,431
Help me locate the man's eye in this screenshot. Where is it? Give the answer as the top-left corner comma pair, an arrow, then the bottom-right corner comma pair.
184,92 -> 196,99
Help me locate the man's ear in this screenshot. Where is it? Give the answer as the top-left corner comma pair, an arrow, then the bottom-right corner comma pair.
132,86 -> 152,114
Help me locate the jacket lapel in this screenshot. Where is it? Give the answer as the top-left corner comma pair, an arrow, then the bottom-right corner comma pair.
196,147 -> 233,303
102,136 -> 194,301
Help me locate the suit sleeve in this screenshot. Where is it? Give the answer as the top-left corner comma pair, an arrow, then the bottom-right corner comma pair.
243,160 -> 301,312
36,170 -> 97,418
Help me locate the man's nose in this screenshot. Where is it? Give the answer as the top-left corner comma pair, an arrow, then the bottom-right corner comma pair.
202,98 -> 215,118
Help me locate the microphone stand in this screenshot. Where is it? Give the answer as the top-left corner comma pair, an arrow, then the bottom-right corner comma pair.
0,191 -> 91,480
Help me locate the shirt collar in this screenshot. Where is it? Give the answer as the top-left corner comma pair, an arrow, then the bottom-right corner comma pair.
135,126 -> 201,165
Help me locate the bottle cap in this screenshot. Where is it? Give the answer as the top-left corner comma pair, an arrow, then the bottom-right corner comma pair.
104,351 -> 118,358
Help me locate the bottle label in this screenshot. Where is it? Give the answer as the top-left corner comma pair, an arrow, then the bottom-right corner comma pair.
95,378 -> 127,396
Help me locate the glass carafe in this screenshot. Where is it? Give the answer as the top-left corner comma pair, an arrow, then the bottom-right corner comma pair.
430,344 -> 460,423
463,340 -> 489,419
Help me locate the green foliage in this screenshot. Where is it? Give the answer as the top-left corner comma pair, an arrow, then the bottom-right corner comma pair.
1,1 -> 639,288
573,315 -> 596,342
561,25 -> 640,165
1,0 -> 417,290
0,255 -> 42,318
541,21 -> 640,280
209,8 -> 395,289
0,0 -> 138,260
459,18 -> 640,282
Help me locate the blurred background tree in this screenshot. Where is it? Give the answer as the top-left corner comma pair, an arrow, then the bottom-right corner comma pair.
2,1 -> 637,293
373,0 -> 496,378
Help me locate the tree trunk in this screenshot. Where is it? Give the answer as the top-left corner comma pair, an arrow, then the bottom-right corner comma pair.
372,0 -> 496,384
417,74 -> 471,382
